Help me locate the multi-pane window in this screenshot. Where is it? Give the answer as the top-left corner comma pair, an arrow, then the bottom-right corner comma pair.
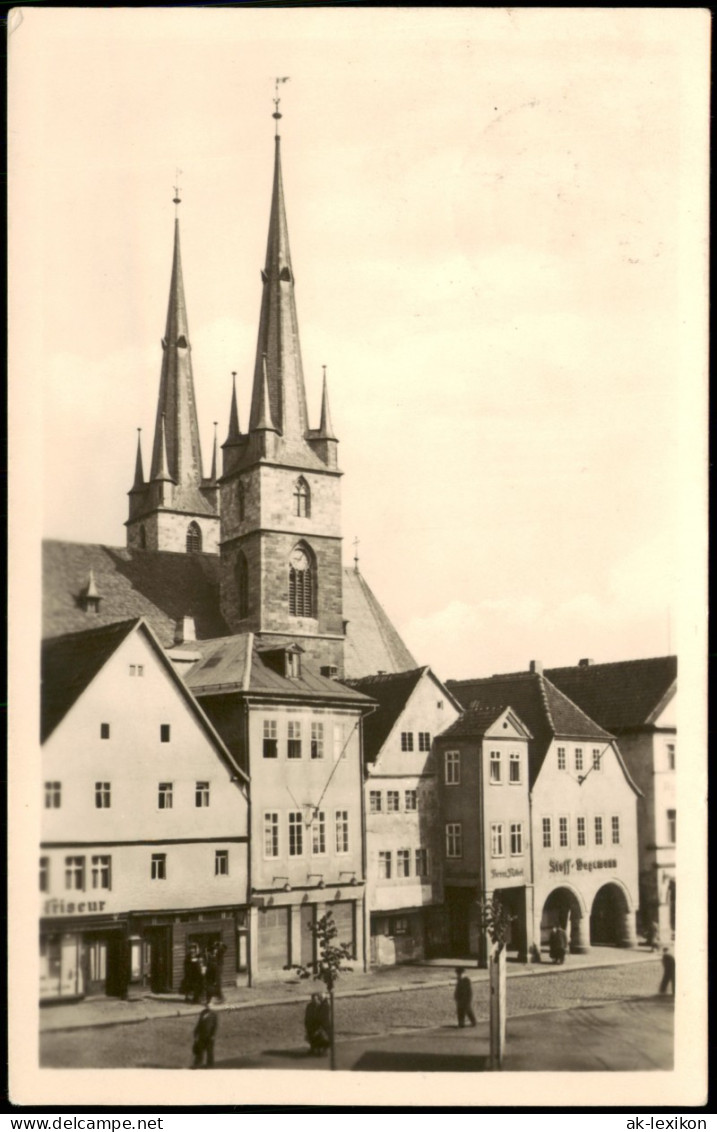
386,791 -> 400,813
491,823 -> 505,857
446,823 -> 462,858
592,748 -> 602,771
557,746 -> 566,770
129,664 -> 144,677
401,732 -> 414,752
289,812 -> 304,857
287,720 -> 302,759
294,477 -> 310,518
311,722 -> 324,759
391,917 -> 408,936
542,817 -> 552,849
510,823 -> 523,856
415,848 -> 429,878
594,816 -> 604,846
39,857 -> 50,893
215,850 -> 229,876
509,752 -> 521,783
404,789 -> 417,811
490,750 -> 502,783
65,856 -> 85,890
263,720 -> 278,758
378,851 -> 392,879
559,816 -> 569,848
160,724 -> 171,743
186,522 -> 202,553
667,809 -> 676,844
576,816 -> 587,847
369,791 -> 382,814
667,744 -> 675,771
418,732 -> 431,751
335,811 -> 349,854
158,782 -> 173,809
100,723 -> 110,740
575,748 -> 584,773
312,811 -> 326,855
95,782 -> 111,809
611,816 -> 621,845
91,855 -> 111,889
397,849 -> 411,877
151,853 -> 166,880
445,751 -> 460,785
195,781 -> 210,807
45,782 -> 61,809
289,548 -> 313,617
264,812 -> 279,858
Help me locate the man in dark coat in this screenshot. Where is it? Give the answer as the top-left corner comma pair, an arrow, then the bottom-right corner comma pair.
304,992 -> 331,1055
192,1006 -> 218,1068
454,967 -> 477,1027
205,940 -> 227,1004
659,947 -> 675,994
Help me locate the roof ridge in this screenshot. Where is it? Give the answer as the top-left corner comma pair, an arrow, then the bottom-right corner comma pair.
542,674 -> 613,738
42,618 -> 139,647
547,656 -> 677,671
536,673 -> 555,733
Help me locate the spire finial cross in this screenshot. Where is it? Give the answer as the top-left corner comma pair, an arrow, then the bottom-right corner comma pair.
273,76 -> 290,134
173,168 -> 183,215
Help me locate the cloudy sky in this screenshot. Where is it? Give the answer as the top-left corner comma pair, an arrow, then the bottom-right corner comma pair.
11,7 -> 708,679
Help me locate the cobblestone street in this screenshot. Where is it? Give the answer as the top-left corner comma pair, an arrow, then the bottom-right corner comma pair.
40,953 -> 670,1070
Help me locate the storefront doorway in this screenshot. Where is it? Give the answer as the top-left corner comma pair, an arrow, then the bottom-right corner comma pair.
492,887 -> 527,960
82,932 -> 125,997
445,887 -> 474,956
144,926 -> 171,993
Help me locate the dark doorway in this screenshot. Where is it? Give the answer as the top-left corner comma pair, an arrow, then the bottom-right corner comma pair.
493,887 -> 527,959
145,926 -> 172,992
445,887 -> 473,956
590,884 -> 627,946
82,932 -> 125,997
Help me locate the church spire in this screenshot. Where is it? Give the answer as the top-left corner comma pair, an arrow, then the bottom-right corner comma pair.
226,372 -> 241,443
153,413 -> 173,482
317,365 -> 337,440
132,429 -> 145,489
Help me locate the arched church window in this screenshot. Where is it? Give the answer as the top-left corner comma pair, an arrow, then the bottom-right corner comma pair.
294,477 -> 310,519
289,546 -> 314,618
236,552 -> 249,619
186,522 -> 202,554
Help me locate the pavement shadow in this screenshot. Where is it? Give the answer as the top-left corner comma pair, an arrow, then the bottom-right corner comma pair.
263,1048 -> 319,1060
353,1050 -> 488,1073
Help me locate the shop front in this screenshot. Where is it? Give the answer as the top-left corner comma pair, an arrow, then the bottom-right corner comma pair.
536,856 -> 638,954
40,916 -> 129,1002
250,887 -> 365,980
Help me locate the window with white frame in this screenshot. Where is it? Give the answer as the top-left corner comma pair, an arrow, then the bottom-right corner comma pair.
158,782 -> 173,809
263,719 -> 278,758
215,850 -> 229,876
592,748 -> 602,771
510,822 -> 523,856
667,743 -> 675,771
129,664 -> 144,677
311,722 -> 324,759
287,720 -> 302,759
401,732 -> 414,752
386,790 -> 400,813
91,855 -> 111,890
418,731 -> 431,751
509,752 -> 521,783
575,748 -> 584,773
611,816 -> 620,845
491,823 -> 505,857
195,781 -> 210,807
397,849 -> 411,877
576,816 -> 586,847
415,848 -> 429,878
594,816 -> 604,846
289,812 -> 304,856
264,812 -> 279,858
95,781 -> 111,809
667,809 -> 676,844
45,781 -> 61,809
151,853 -> 166,880
559,816 -> 569,848
39,857 -> 50,892
557,746 -> 566,770
542,817 -> 552,849
446,823 -> 462,858
312,811 -> 326,855
378,851 -> 392,879
369,790 -> 382,814
445,750 -> 460,785
65,856 -> 85,890
490,750 -> 502,783
404,789 -> 417,811
335,810 -> 349,854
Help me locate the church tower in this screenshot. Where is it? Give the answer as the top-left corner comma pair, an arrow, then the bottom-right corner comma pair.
219,101 -> 345,673
126,197 -> 220,554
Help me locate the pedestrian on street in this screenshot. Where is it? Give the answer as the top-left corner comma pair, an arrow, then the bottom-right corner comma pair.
659,947 -> 675,994
645,921 -> 660,952
549,926 -> 566,964
206,940 -> 227,1003
192,1006 -> 218,1068
454,967 -> 477,1028
304,992 -> 331,1056
181,943 -> 204,1004
556,925 -> 568,964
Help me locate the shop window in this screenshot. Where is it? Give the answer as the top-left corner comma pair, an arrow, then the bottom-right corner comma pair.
378,851 -> 392,879
151,853 -> 167,880
263,719 -> 278,758
312,811 -> 326,855
287,720 -> 302,759
289,812 -> 304,856
39,856 -> 50,892
415,848 -> 429,878
404,789 -> 417,811
386,790 -> 400,812
215,850 -> 229,876
446,822 -> 462,859
445,750 -> 460,785
490,750 -> 502,783
45,781 -> 61,809
264,812 -> 279,858
401,732 -> 414,752
418,731 -> 431,751
510,822 -> 523,856
611,816 -> 621,845
667,809 -> 676,844
557,746 -> 566,770
335,810 -> 349,854
491,823 -> 505,857
369,791 -> 382,814
509,752 -> 521,783
397,849 -> 411,877
95,781 -> 111,809
160,724 -> 171,743
158,782 -> 173,809
576,816 -> 586,847
195,781 -> 210,807
594,816 -> 604,846
65,856 -> 85,890
100,723 -> 110,740
559,816 -> 569,848
542,817 -> 552,849
311,722 -> 324,759
91,855 -> 111,890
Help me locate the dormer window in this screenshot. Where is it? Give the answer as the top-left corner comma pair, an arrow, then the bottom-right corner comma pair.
294,477 -> 311,519
286,651 -> 302,678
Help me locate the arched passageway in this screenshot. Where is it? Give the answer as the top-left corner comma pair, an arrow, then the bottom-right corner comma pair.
590,883 -> 637,948
541,887 -> 589,954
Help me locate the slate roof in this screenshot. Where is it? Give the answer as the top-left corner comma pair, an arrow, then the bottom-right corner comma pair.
545,657 -> 677,731
342,568 -> 417,679
342,668 -> 427,762
43,541 -> 228,646
446,671 -> 614,785
438,702 -> 513,739
41,619 -> 137,742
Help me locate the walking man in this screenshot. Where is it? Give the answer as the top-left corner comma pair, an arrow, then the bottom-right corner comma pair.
659,947 -> 675,995
192,1005 -> 218,1068
454,967 -> 477,1028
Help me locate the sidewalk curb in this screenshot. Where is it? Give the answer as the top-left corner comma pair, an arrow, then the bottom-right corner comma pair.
40,953 -> 659,1035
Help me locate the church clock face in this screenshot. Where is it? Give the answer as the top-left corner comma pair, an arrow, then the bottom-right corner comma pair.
290,548 -> 309,570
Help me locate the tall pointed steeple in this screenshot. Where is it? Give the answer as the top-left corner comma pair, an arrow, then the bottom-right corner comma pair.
317,366 -> 337,440
132,429 -> 145,490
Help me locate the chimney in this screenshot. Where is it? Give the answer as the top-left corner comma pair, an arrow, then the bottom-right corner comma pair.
579,658 -> 594,667
529,660 -> 543,675
175,616 -> 197,645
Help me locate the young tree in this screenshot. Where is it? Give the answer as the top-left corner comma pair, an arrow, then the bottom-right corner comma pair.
286,911 -> 354,1070
478,895 -> 514,1070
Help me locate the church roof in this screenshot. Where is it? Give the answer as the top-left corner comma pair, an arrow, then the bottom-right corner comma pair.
342,568 -> 417,679
545,656 -> 677,731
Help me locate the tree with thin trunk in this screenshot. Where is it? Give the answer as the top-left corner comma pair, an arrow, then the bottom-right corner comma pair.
478,895 -> 514,1070
285,911 -> 354,1070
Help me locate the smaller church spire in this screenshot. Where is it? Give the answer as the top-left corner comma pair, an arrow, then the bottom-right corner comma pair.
318,365 -> 337,440
210,422 -> 219,483
253,354 -> 277,433
226,371 -> 241,442
132,428 -> 145,489
153,413 -> 173,482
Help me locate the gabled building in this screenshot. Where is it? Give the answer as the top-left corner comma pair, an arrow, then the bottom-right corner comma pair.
175,634 -> 374,980
40,618 -> 249,1001
343,668 -> 461,965
546,657 -> 677,937
448,664 -> 642,956
435,704 -> 533,966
